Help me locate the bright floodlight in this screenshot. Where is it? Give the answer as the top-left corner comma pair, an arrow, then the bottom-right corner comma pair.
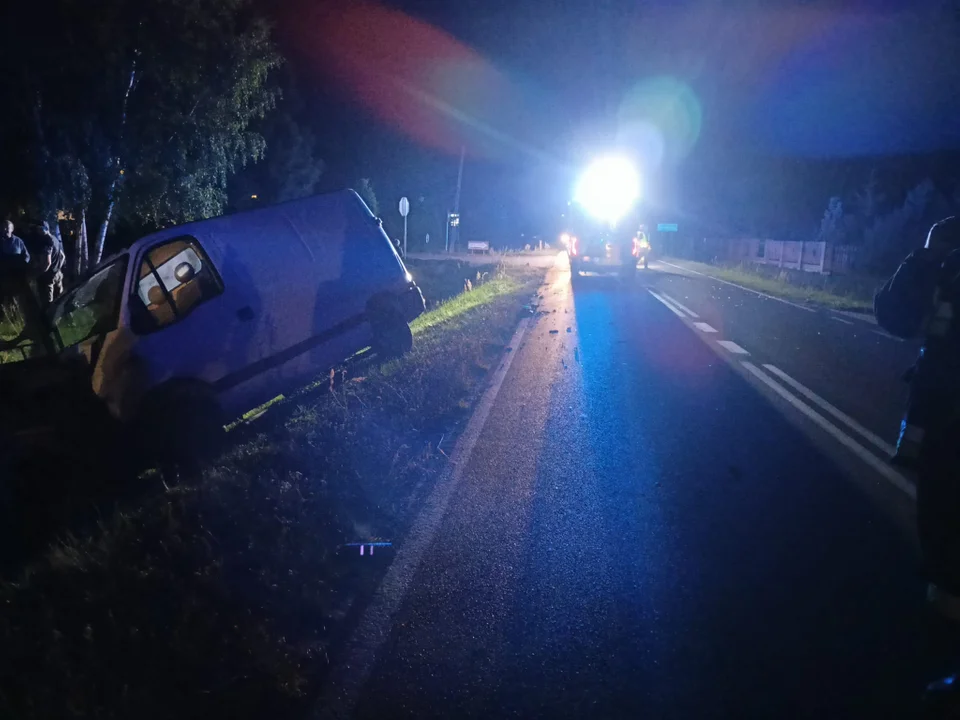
574,156 -> 641,226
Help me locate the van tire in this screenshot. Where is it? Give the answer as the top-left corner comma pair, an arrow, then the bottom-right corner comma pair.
369,300 -> 413,359
136,382 -> 224,478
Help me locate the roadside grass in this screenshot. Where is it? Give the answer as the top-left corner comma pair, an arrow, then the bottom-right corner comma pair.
667,258 -> 876,312
405,257 -> 503,310
0,265 -> 543,720
411,276 -> 518,334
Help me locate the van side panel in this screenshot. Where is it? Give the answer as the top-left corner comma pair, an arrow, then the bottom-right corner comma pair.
125,191 -> 410,419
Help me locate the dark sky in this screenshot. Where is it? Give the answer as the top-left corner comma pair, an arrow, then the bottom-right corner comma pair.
272,0 -> 960,242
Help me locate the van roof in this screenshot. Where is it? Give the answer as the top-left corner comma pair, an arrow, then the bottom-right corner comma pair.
99,189 -> 370,267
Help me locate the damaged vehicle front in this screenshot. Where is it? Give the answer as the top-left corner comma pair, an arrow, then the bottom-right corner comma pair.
0,263 -> 126,485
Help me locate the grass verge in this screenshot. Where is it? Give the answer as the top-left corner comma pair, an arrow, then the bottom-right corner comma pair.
665,258 -> 877,312
0,268 -> 542,719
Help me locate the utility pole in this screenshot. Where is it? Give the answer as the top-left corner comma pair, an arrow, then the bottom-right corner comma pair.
451,145 -> 465,252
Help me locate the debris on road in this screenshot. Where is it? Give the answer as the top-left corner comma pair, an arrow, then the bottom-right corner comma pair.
549,329 -> 559,334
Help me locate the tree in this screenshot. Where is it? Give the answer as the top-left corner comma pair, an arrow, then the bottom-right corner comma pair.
863,179 -> 937,272
229,112 -> 324,210
816,196 -> 845,245
355,178 -> 379,216
21,0 -> 281,269
854,168 -> 885,224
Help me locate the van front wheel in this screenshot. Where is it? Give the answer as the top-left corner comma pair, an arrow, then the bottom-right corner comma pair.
136,382 -> 224,479
370,303 -> 413,359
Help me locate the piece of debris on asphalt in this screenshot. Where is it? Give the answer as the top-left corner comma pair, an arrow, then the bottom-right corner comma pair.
566,327 -> 571,332
561,358 -> 568,369
549,329 -> 559,334
574,347 -> 580,363
343,541 -> 393,557
505,347 -> 513,352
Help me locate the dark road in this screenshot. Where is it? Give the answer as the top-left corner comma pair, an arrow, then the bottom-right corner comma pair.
321,258 -> 934,719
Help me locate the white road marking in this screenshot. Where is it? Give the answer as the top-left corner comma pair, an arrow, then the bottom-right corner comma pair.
693,322 -> 718,333
648,290 -> 687,318
830,316 -> 854,325
660,293 -> 699,318
834,309 -> 878,325
872,329 -> 905,342
741,362 -> 914,499
659,260 -> 817,313
761,364 -> 896,457
316,318 -> 532,718
717,340 -> 749,355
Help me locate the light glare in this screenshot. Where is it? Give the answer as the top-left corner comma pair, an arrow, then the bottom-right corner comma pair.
574,156 -> 641,226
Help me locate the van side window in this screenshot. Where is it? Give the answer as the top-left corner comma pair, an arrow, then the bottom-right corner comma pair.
134,236 -> 222,332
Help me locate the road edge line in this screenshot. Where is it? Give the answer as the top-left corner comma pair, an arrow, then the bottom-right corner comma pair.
761,364 -> 896,457
741,362 -> 915,500
660,259 -> 817,313
660,292 -> 700,318
314,316 -> 532,719
648,289 -> 688,318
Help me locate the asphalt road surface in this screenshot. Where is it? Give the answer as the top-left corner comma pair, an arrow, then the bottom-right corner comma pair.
322,256 -> 940,719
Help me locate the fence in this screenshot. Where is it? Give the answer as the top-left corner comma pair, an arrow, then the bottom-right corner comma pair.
683,238 -> 860,275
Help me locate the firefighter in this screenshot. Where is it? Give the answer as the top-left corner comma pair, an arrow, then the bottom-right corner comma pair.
875,216 -> 960,615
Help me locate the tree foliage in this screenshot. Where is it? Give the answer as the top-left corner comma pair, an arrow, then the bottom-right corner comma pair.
816,196 -> 845,245
8,0 -> 280,268
355,178 -> 379,217
230,111 -> 324,210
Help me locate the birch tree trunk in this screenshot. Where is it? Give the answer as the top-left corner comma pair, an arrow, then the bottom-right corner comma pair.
75,209 -> 88,279
91,58 -> 138,267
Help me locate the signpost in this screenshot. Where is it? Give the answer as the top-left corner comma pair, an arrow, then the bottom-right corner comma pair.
399,196 -> 410,257
467,240 -> 490,254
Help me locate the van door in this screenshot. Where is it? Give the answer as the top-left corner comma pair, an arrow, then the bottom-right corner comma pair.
129,235 -> 267,418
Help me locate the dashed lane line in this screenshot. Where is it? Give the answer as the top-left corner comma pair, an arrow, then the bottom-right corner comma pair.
716,340 -> 750,355
652,277 -> 910,499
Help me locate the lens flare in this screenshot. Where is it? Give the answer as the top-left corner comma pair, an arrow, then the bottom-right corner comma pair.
617,77 -> 702,166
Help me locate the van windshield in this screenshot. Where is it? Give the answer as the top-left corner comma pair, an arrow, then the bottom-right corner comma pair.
49,259 -> 127,349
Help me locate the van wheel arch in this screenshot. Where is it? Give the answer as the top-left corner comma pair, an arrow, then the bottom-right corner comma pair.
134,379 -> 224,474
366,293 -> 413,359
